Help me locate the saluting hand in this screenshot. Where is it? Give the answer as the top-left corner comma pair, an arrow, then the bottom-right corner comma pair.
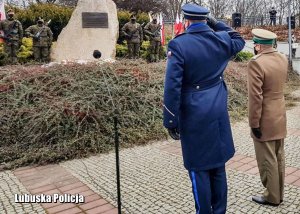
206,16 -> 218,29
168,128 -> 180,140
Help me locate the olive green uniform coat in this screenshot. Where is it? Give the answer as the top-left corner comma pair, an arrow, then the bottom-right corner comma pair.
144,21 -> 161,62
0,18 -> 23,63
25,24 -> 53,62
121,22 -> 143,59
247,47 -> 288,204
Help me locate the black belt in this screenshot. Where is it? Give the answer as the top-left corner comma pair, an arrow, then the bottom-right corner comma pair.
182,75 -> 224,92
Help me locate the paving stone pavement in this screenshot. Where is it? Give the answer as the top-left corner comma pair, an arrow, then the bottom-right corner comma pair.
0,171 -> 45,214
12,165 -> 118,214
230,112 -> 300,169
60,90 -> 300,214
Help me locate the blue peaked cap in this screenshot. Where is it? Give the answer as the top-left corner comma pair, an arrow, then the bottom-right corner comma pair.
182,4 -> 210,20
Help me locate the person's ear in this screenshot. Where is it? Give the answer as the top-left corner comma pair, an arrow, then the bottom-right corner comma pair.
255,44 -> 261,51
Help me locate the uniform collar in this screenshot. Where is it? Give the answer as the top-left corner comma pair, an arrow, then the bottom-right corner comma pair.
261,47 -> 277,54
186,23 -> 212,33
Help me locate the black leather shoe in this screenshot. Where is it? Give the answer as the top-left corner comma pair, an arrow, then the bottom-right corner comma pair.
252,195 -> 280,206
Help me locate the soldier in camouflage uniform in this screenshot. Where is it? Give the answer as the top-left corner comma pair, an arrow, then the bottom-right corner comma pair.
0,9 -> 23,64
144,17 -> 161,62
121,15 -> 143,59
25,18 -> 53,62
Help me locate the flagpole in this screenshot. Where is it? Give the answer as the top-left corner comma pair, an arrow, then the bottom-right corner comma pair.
288,0 -> 292,64
172,20 -> 174,38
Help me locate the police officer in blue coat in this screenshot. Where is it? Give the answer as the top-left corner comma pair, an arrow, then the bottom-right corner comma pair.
163,4 -> 245,214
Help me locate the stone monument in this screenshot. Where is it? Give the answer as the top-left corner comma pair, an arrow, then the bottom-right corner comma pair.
51,0 -> 118,62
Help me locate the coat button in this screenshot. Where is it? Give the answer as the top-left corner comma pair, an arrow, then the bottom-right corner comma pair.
169,120 -> 173,123
196,86 -> 200,89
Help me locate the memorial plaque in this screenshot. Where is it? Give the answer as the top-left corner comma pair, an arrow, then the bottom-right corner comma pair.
82,12 -> 108,28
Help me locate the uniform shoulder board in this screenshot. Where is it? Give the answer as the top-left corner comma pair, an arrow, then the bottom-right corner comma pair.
251,54 -> 262,60
174,32 -> 186,39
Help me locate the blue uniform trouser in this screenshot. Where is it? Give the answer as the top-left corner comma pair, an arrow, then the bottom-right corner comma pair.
188,165 -> 227,214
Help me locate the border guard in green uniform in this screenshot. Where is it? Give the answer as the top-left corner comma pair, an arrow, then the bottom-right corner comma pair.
25,18 -> 53,62
0,9 -> 23,64
248,29 -> 288,206
144,17 -> 161,62
121,15 -> 143,59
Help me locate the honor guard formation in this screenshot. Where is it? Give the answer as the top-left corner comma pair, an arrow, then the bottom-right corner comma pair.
0,9 -> 53,64
121,13 -> 163,61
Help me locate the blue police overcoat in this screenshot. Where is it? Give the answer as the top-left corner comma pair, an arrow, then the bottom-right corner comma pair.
163,22 -> 245,171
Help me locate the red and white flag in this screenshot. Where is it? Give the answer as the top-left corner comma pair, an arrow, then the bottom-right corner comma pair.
0,1 -> 5,20
159,13 -> 165,46
174,14 -> 184,36
0,1 -> 5,43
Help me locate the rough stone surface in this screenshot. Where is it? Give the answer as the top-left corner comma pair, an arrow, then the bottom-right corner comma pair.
51,0 -> 118,62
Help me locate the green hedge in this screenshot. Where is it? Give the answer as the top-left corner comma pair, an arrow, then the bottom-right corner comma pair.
116,41 -> 166,61
0,43 -> 7,65
16,3 -> 74,41
0,38 -> 34,65
17,38 -> 34,63
233,51 -> 254,62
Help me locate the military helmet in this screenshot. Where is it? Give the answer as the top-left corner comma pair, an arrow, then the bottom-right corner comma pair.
151,13 -> 158,21
37,17 -> 44,23
130,14 -> 137,20
7,9 -> 14,15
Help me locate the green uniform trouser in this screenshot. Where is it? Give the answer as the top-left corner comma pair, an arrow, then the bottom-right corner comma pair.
33,46 -> 50,62
127,42 -> 140,59
254,139 -> 285,204
149,40 -> 161,62
4,42 -> 19,64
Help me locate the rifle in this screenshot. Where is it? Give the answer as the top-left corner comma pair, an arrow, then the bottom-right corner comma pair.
126,22 -> 145,40
0,21 -> 17,42
34,20 -> 51,41
150,25 -> 161,38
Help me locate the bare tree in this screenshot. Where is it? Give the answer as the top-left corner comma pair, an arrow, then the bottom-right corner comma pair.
163,0 -> 185,19
57,0 -> 77,6
186,0 -> 205,5
35,0 -> 57,3
113,0 -> 165,13
275,0 -> 289,24
207,0 -> 228,17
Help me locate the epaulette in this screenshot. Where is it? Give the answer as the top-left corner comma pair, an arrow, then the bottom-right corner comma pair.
250,54 -> 262,60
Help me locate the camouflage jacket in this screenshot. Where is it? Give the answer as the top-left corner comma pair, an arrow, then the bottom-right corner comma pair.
25,24 -> 53,47
144,22 -> 161,42
121,22 -> 143,43
0,19 -> 23,42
